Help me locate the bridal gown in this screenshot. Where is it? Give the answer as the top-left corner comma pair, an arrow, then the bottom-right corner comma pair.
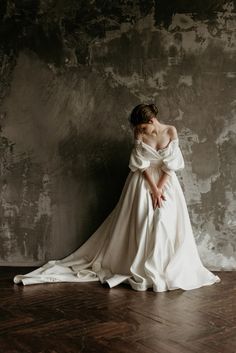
13,137 -> 221,292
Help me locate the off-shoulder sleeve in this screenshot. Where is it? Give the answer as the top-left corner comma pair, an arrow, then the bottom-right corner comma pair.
128,143 -> 150,172
161,139 -> 185,176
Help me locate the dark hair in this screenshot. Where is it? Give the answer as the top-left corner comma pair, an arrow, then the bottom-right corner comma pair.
129,103 -> 159,127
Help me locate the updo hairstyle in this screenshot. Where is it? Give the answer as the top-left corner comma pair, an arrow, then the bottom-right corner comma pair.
129,103 -> 159,127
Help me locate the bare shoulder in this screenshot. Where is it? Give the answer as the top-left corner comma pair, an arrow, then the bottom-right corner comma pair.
167,125 -> 178,140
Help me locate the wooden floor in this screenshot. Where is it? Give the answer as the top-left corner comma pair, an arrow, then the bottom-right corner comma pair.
0,268 -> 235,353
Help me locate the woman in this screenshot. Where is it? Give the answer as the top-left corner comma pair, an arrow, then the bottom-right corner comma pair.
13,103 -> 221,292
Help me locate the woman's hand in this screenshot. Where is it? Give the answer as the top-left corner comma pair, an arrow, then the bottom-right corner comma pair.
150,186 -> 166,210
142,169 -> 167,209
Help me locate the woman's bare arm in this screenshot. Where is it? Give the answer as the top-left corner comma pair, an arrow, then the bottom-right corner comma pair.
142,169 -> 159,192
156,171 -> 170,190
133,126 -> 163,208
143,125 -> 178,208
133,125 -> 177,209
142,169 -> 166,209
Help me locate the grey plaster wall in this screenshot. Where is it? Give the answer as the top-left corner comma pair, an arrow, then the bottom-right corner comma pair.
0,1 -> 235,268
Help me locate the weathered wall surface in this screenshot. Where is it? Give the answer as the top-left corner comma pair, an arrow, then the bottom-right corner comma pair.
0,1 -> 235,268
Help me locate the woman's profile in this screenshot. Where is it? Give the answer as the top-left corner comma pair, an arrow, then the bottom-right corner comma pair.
13,103 -> 221,291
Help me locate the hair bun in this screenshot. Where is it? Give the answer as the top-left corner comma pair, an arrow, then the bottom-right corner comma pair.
129,103 -> 159,127
148,103 -> 158,116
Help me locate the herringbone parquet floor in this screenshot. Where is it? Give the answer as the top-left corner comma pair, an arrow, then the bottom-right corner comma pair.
0,267 -> 235,353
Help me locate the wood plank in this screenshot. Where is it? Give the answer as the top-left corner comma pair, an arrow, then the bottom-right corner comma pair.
0,267 -> 234,353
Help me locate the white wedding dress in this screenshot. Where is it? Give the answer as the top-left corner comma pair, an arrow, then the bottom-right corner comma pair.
13,138 -> 221,291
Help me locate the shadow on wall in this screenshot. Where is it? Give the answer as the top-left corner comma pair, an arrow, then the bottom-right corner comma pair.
0,50 -> 133,265
0,108 -> 131,265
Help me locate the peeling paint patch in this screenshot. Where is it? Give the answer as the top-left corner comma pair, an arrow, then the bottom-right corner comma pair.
197,233 -> 236,270
191,141 -> 219,179
178,75 -> 192,87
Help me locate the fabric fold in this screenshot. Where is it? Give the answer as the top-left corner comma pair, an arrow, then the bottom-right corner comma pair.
160,138 -> 185,176
128,142 -> 151,172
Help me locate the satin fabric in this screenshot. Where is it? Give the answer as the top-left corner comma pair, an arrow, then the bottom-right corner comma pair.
13,138 -> 221,291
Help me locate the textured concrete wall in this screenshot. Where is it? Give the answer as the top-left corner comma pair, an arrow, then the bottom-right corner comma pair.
0,1 -> 235,268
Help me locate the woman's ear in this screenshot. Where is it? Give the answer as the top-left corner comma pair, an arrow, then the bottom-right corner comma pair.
148,117 -> 154,124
